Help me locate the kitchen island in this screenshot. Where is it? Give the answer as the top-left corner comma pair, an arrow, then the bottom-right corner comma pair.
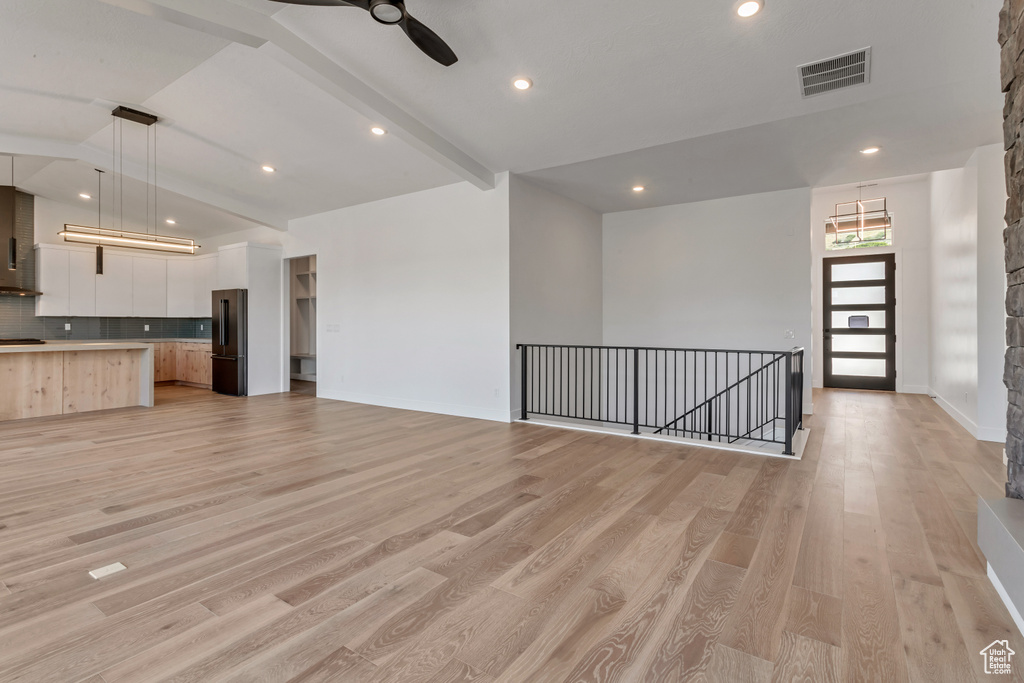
0,341 -> 154,421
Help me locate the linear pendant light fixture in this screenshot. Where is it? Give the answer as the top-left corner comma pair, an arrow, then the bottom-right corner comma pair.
59,225 -> 197,253
61,106 -> 198,256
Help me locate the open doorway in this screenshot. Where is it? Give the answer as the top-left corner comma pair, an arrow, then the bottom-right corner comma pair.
289,255 -> 317,395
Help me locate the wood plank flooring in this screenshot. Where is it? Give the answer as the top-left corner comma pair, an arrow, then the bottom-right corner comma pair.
0,386 -> 1021,682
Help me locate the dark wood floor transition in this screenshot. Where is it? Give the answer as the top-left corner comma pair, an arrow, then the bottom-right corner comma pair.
0,386 -> 1020,682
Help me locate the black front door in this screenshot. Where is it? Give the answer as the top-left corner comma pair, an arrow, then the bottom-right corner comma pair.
823,253 -> 896,391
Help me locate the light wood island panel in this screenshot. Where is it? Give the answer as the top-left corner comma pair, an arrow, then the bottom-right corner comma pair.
62,349 -> 143,415
0,342 -> 153,421
0,352 -> 64,420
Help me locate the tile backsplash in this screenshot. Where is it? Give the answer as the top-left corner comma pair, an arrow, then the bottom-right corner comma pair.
0,296 -> 212,340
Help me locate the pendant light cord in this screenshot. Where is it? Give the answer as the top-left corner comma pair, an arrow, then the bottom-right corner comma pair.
154,124 -> 158,236
119,118 -> 124,233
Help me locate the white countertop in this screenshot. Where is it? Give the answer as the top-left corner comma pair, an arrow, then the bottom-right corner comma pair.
0,341 -> 155,354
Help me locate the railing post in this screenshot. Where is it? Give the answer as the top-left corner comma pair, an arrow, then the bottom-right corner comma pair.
519,344 -> 528,421
632,348 -> 640,434
783,351 -> 794,455
797,350 -> 804,431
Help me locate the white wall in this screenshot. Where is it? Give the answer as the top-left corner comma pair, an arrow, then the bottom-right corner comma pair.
928,145 -> 1008,442
810,175 -> 933,394
976,144 -> 1010,442
34,196 -> 102,245
272,176 -> 513,421
931,161 -> 981,432
603,187 -> 813,410
509,175 -> 603,417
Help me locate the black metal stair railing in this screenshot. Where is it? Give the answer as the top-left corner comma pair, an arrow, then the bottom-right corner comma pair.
516,344 -> 805,455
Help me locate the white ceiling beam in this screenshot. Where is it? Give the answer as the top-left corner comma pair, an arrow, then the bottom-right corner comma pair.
93,0 -> 269,48
93,0 -> 496,191
0,132 -> 290,230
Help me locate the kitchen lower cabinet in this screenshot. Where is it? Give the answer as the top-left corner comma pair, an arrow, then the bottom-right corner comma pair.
153,343 -> 178,382
176,343 -> 212,386
152,342 -> 212,388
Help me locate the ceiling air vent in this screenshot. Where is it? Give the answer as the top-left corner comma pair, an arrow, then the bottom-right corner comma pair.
798,48 -> 871,98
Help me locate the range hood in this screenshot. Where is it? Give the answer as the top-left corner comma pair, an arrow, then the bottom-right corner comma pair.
0,186 -> 41,296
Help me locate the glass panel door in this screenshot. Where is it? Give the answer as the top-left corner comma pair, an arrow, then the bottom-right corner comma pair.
823,253 -> 895,391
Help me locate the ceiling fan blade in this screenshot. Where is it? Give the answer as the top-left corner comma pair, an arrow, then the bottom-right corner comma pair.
268,0 -> 366,7
399,13 -> 458,66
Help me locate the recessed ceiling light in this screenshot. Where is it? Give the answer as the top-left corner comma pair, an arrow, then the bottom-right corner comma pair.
371,127 -> 387,136
633,186 -> 645,193
79,193 -> 91,200
736,1 -> 762,17
860,147 -> 881,155
262,165 -> 276,173
513,78 -> 533,91
165,218 -> 176,225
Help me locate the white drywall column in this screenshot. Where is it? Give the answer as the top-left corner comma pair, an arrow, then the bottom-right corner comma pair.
217,242 -> 285,397
509,175 -> 604,419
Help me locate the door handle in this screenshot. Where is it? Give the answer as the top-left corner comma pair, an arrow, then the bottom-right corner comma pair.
219,300 -> 229,347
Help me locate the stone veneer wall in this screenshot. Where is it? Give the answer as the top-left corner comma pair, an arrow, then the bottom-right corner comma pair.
1001,0 -> 1024,499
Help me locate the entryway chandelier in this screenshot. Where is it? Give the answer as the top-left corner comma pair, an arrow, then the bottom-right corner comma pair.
59,106 -> 198,255
825,183 -> 892,251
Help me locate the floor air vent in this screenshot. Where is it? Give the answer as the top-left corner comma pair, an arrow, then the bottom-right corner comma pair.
798,48 -> 871,98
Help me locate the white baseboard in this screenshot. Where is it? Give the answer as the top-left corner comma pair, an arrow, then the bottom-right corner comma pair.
932,393 -> 980,439
900,384 -> 931,395
988,563 -> 1024,639
317,389 -> 512,423
978,425 -> 1009,444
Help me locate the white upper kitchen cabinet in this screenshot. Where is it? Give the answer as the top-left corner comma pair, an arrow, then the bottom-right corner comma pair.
35,244 -> 221,318
193,254 -> 217,318
34,244 -> 69,316
95,253 -> 133,317
166,258 -> 196,318
68,249 -> 96,317
132,256 -> 167,317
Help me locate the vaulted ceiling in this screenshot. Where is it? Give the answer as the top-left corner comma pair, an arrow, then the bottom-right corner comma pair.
0,0 -> 1005,237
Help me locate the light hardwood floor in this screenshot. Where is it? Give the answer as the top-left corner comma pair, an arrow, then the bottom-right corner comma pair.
0,386 -> 1020,682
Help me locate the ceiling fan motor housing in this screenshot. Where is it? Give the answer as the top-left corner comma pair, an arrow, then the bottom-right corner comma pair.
369,0 -> 405,24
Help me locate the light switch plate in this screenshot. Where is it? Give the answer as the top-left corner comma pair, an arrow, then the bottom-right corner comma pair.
64,323 -> 71,331
144,325 -> 150,332
89,562 -> 126,580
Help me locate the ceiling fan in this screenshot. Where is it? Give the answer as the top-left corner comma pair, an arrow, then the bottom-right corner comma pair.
269,0 -> 457,67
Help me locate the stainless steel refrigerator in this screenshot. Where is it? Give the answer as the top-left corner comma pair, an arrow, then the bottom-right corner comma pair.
211,289 -> 248,396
